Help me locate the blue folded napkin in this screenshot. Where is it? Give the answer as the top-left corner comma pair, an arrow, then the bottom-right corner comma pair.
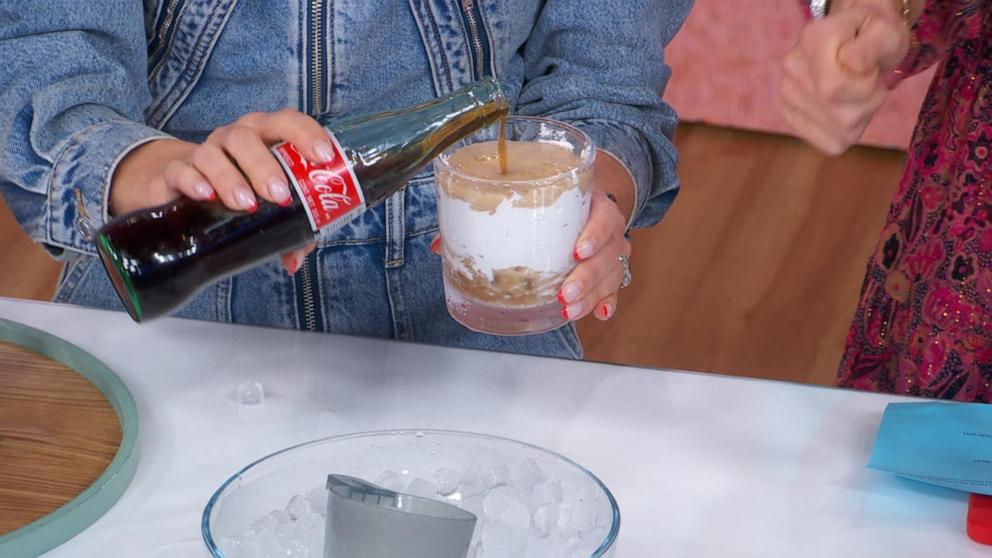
869,402 -> 992,495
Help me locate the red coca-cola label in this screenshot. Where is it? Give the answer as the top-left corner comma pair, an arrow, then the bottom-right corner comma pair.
272,135 -> 365,232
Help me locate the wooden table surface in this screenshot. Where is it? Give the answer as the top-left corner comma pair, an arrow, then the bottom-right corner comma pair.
0,340 -> 121,536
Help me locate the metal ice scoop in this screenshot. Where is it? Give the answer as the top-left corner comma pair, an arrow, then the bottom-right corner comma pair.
323,474 -> 477,558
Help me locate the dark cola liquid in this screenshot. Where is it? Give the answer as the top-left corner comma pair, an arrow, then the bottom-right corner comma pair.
97,79 -> 508,322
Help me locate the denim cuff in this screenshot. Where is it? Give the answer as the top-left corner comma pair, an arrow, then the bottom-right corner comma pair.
573,120 -> 654,230
595,149 -> 639,232
46,119 -> 171,256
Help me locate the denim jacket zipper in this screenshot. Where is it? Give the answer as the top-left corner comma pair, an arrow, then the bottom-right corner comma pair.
295,0 -> 490,332
459,0 -> 493,79
147,0 -> 185,75
295,0 -> 329,332
308,0 -> 329,115
297,253 -> 324,332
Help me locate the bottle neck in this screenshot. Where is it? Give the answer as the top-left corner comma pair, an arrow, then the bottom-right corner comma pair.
462,77 -> 509,122
407,78 -> 509,152
331,78 -> 508,141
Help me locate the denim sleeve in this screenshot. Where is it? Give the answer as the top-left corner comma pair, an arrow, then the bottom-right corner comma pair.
0,2 -> 171,258
515,0 -> 693,229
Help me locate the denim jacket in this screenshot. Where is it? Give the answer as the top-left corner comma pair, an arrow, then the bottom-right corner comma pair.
0,0 -> 691,358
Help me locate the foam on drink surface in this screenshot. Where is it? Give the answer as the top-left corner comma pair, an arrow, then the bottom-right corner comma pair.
448,140 -> 581,182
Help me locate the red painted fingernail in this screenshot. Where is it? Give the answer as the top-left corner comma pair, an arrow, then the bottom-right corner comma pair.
287,255 -> 302,275
240,195 -> 259,214
430,237 -> 441,254
557,290 -> 567,305
561,306 -> 570,320
234,187 -> 256,211
314,141 -> 335,163
559,282 -> 581,303
563,302 -> 583,320
575,240 -> 595,260
573,248 -> 581,262
193,182 -> 214,200
599,303 -> 613,319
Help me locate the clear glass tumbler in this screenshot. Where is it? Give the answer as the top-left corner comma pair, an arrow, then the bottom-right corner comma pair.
434,116 -> 595,336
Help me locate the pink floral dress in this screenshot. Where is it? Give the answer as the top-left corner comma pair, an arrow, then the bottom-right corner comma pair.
838,1 -> 992,400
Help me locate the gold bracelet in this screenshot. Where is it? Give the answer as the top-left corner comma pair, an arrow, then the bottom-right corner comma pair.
897,0 -> 912,26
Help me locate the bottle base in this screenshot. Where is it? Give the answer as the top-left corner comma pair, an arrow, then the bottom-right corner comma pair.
97,234 -> 143,322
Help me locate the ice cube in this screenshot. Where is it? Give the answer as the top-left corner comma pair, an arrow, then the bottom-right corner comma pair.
531,481 -> 564,506
269,509 -> 292,525
255,529 -> 284,556
571,502 -> 599,532
434,467 -> 459,496
305,486 -> 328,518
219,536 -> 250,558
483,464 -> 510,489
533,503 -> 559,537
563,483 -> 598,508
479,520 -> 526,557
584,524 -> 611,546
566,537 -> 592,558
405,477 -> 437,499
229,541 -> 254,557
375,470 -> 405,492
298,507 -> 323,531
237,382 -> 264,405
500,502 -> 531,531
460,493 -> 486,520
555,502 -> 574,533
511,458 -> 545,493
483,486 -> 513,520
300,520 -> 325,555
274,521 -> 297,545
537,535 -> 571,557
459,460 -> 487,497
250,513 -> 278,534
284,539 -> 310,557
286,495 -> 309,521
523,536 -> 559,558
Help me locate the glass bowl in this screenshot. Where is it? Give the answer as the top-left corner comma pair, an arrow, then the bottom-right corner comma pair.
203,430 -> 619,557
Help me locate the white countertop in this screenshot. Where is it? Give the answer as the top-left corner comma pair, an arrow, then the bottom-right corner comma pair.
0,297 -> 983,557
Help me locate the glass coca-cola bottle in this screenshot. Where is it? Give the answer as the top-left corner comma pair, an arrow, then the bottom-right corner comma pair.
96,78 -> 508,322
